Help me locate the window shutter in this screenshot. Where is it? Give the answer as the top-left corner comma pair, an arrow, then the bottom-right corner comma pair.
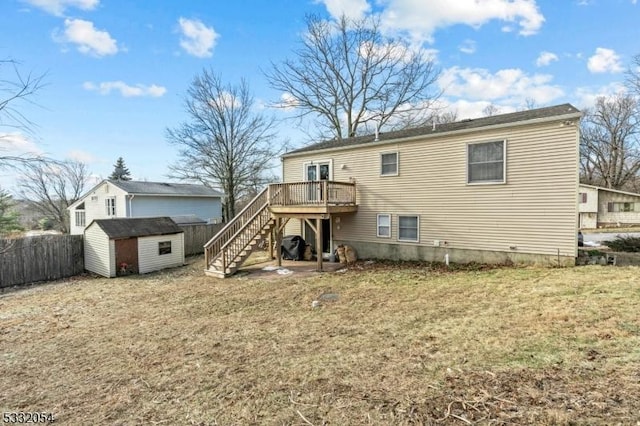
607,202 -> 613,213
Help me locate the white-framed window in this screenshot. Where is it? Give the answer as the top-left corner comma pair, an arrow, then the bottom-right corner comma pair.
75,211 -> 85,227
608,202 -> 639,212
398,215 -> 419,242
105,197 -> 116,216
159,241 -> 172,255
377,214 -> 391,238
380,152 -> 398,176
467,140 -> 506,184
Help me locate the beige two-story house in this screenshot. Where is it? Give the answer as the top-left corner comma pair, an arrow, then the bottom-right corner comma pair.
204,104 -> 582,277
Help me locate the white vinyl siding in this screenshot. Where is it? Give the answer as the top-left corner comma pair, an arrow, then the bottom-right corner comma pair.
137,233 -> 184,274
467,140 -> 506,184
380,152 -> 398,176
377,214 -> 391,238
83,225 -> 115,278
398,215 -> 419,242
282,118 -> 579,259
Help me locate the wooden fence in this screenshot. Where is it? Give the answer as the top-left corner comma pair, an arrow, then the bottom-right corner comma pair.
180,223 -> 224,256
0,234 -> 84,289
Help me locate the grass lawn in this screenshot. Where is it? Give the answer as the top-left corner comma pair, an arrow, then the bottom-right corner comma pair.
1,257 -> 640,425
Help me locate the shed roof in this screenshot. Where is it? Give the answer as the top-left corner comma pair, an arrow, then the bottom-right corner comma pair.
90,217 -> 184,239
284,103 -> 581,157
109,180 -> 223,197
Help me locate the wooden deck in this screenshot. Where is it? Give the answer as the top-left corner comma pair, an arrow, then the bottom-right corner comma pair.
268,181 -> 357,216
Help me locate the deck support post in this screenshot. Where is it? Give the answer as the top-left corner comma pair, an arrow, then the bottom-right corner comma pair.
316,217 -> 323,272
275,217 -> 282,267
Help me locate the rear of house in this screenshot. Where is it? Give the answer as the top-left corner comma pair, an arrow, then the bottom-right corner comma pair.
282,104 -> 581,265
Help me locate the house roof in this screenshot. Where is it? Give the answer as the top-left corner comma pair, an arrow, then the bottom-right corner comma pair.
108,180 -> 223,197
284,103 -> 581,157
170,214 -> 207,225
579,184 -> 640,198
89,217 -> 184,239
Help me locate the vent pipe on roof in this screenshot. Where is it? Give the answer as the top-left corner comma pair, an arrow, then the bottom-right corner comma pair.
374,123 -> 379,141
432,121 -> 436,131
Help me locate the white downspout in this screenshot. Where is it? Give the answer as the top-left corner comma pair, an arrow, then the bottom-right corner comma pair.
128,194 -> 135,217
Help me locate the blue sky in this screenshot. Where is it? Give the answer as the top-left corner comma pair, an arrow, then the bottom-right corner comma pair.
1,0 -> 638,192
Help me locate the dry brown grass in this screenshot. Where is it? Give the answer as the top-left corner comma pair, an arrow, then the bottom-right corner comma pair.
1,257 -> 640,425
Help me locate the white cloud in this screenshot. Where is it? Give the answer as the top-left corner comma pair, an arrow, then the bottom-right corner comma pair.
459,39 -> 476,54
439,66 -> 564,105
0,133 -> 44,156
587,47 -> 623,73
317,0 -> 371,20
83,81 -> 167,97
21,0 -> 98,16
380,0 -> 544,44
54,18 -> 118,57
178,18 -> 218,58
66,149 -> 98,163
573,82 -> 626,109
536,51 -> 558,67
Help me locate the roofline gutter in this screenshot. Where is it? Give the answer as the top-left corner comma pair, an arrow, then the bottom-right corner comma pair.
282,111 -> 582,159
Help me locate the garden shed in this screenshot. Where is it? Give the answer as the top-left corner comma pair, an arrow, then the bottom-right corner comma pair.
84,217 -> 185,278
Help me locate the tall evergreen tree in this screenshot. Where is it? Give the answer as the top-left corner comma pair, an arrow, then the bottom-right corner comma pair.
0,187 -> 22,235
109,157 -> 132,181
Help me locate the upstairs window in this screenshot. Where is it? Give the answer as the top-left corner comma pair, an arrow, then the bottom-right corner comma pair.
467,140 -> 505,184
105,197 -> 116,216
75,211 -> 85,227
579,193 -> 587,203
381,152 -> 398,176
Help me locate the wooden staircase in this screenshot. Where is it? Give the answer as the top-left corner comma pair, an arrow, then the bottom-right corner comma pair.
204,188 -> 274,278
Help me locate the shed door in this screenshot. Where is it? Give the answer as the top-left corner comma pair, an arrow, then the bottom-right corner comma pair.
115,238 -> 139,275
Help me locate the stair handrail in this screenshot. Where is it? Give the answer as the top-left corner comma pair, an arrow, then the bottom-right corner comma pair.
204,187 -> 269,267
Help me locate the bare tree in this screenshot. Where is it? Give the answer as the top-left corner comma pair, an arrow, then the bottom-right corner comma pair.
580,94 -> 640,190
1,59 -> 46,170
482,104 -> 501,117
166,69 -> 282,220
17,160 -> 88,233
265,14 -> 441,140
626,54 -> 640,96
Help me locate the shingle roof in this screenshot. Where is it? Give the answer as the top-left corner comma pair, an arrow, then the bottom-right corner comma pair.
108,180 -> 223,197
285,103 -> 581,157
91,217 -> 183,239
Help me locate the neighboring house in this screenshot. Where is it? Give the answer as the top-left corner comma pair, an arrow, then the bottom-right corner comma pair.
84,217 -> 185,278
204,103 -> 582,277
579,184 -> 640,228
68,180 -> 223,235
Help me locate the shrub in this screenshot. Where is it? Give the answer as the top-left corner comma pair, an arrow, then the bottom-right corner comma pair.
604,235 -> 640,252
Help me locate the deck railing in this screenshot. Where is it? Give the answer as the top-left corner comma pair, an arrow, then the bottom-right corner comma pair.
268,181 -> 356,206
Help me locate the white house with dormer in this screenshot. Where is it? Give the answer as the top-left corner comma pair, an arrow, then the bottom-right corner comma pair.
68,180 -> 223,235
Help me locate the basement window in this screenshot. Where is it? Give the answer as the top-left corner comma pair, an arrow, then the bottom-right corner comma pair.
159,241 -> 172,255
398,215 -> 419,242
